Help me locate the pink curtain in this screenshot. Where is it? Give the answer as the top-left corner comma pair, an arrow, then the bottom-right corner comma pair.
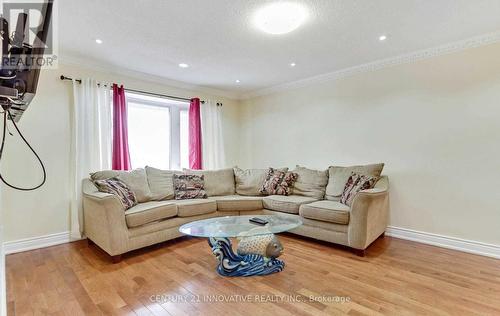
112,84 -> 131,170
189,97 -> 202,169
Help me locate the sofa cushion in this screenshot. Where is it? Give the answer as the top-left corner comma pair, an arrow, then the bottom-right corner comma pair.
125,201 -> 177,227
325,163 -> 384,201
90,170 -> 123,180
175,199 -> 217,217
299,201 -> 350,225
116,168 -> 153,203
145,166 -> 176,201
262,195 -> 318,214
183,168 -> 235,196
90,169 -> 152,202
292,166 -> 328,199
234,167 -> 288,196
210,195 -> 263,212
260,168 -> 298,196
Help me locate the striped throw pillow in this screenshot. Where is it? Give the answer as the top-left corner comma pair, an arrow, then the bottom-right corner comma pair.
93,177 -> 138,209
340,173 -> 379,206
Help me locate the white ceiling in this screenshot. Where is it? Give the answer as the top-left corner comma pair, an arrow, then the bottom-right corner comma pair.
59,0 -> 500,99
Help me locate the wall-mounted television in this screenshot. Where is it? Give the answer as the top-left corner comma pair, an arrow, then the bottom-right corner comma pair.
0,0 -> 53,122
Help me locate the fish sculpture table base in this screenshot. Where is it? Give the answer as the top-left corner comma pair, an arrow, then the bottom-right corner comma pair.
208,237 -> 285,277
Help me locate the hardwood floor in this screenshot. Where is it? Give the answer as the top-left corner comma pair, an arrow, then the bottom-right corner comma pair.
6,235 -> 500,315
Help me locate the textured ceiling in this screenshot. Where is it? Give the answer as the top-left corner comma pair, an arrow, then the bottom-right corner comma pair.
59,0 -> 500,98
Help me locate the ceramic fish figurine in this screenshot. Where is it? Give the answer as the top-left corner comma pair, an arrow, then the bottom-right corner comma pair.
237,233 -> 284,258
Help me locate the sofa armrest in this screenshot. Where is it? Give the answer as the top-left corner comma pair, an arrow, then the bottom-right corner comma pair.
82,178 -> 129,256
347,176 -> 390,249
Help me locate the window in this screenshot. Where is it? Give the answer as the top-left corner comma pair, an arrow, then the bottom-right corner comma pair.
126,92 -> 189,170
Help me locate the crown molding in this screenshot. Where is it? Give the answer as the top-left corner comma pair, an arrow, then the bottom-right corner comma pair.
59,30 -> 500,101
58,54 -> 241,100
240,30 -> 500,100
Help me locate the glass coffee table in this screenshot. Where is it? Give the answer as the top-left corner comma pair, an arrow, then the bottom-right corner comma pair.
179,215 -> 302,277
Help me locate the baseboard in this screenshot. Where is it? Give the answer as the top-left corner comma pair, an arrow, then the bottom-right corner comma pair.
386,226 -> 500,259
0,225 -> 5,316
3,231 -> 76,255
3,227 -> 500,260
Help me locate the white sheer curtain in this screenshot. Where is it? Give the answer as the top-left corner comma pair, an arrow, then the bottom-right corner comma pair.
69,78 -> 112,239
201,100 -> 226,170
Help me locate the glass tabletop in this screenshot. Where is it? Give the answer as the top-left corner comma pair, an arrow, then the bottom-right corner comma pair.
179,215 -> 303,238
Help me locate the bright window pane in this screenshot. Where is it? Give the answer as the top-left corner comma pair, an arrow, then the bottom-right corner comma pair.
128,102 -> 170,169
180,110 -> 189,169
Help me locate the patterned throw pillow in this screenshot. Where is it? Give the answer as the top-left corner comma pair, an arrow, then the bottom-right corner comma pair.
93,177 -> 137,210
173,174 -> 208,200
259,168 -> 298,196
340,172 -> 379,206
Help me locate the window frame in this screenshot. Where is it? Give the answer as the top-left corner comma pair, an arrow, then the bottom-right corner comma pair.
125,92 -> 189,170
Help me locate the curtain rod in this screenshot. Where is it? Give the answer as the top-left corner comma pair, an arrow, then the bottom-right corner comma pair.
60,75 -> 207,104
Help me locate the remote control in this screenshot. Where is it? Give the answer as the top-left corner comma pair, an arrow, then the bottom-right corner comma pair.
249,217 -> 269,225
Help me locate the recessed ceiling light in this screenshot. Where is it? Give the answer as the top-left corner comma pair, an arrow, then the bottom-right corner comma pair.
379,35 -> 387,41
95,39 -> 103,44
290,62 -> 296,67
235,79 -> 241,83
178,63 -> 189,68
254,2 -> 308,35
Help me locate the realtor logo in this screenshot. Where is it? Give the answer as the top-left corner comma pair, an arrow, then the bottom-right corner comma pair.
1,0 -> 58,69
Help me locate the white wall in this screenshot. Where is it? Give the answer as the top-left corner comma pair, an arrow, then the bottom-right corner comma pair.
240,43 -> 500,246
2,42 -> 500,250
0,63 -> 241,242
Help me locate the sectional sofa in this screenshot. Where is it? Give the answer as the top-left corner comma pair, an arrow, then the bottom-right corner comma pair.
82,165 -> 389,262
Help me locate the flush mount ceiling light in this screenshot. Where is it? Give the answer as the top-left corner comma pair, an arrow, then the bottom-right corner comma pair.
235,79 -> 241,83
379,35 -> 387,41
290,62 -> 296,67
254,2 -> 308,35
178,63 -> 189,68
95,39 -> 103,44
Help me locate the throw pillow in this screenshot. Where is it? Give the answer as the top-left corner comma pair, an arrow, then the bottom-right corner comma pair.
340,172 -> 379,206
93,177 -> 137,210
173,174 -> 208,200
292,165 -> 329,199
259,168 -> 298,196
325,163 -> 384,201
233,167 -> 289,196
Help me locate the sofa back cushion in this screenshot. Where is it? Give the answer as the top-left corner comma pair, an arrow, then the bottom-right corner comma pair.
90,170 -> 122,180
183,168 -> 235,197
116,168 -> 153,203
234,167 -> 288,196
91,168 -> 153,203
325,163 -> 384,201
145,166 -> 177,201
292,165 -> 328,199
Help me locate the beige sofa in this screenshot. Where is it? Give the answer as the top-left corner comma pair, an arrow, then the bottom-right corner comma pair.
82,166 -> 389,262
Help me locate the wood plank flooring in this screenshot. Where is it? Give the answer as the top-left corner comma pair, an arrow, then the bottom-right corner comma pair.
6,235 -> 500,315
